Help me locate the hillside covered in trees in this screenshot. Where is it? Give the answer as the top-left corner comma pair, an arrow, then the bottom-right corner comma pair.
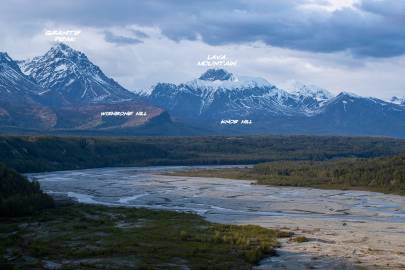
1,135 -> 405,173
171,154 -> 405,195
0,163 -> 54,217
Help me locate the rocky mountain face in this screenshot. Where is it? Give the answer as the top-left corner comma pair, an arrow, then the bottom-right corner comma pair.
149,69 -> 303,122
146,69 -> 405,137
289,83 -> 334,113
0,44 -> 174,134
390,96 -> 405,106
295,93 -> 405,137
0,52 -> 44,98
20,43 -> 136,104
1,46 -> 405,137
0,52 -> 57,129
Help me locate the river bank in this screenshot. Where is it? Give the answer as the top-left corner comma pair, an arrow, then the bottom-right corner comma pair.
28,166 -> 405,269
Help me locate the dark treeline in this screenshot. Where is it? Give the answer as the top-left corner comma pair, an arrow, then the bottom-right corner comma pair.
1,135 -> 405,173
0,163 -> 54,217
251,155 -> 405,194
175,154 -> 405,195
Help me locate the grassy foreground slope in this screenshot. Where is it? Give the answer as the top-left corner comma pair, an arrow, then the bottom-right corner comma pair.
1,135 -> 405,173
170,154 -> 405,195
0,204 -> 288,270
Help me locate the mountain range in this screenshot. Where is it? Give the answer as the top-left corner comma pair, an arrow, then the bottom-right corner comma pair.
0,44 -> 182,135
0,43 -> 404,137
146,68 -> 405,137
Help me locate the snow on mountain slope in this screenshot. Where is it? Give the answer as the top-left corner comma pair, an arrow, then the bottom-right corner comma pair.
19,43 -> 136,104
149,69 -> 305,119
305,91 -> 405,137
0,52 -> 45,96
3,45 -> 404,137
0,46 -> 173,133
390,96 -> 405,106
192,68 -> 272,89
146,69 -> 405,137
280,82 -> 334,116
319,92 -> 404,114
0,52 -> 58,129
292,84 -> 333,101
198,68 -> 233,81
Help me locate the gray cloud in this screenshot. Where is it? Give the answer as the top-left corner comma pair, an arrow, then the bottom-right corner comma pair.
104,31 -> 143,45
131,29 -> 149,39
1,0 -> 404,58
358,0 -> 405,19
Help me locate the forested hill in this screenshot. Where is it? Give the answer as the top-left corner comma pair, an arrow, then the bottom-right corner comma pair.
0,163 -> 54,216
171,154 -> 405,195
251,156 -> 405,195
1,135 -> 405,173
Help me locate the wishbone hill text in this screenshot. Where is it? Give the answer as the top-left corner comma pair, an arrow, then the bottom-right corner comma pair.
100,111 -> 147,117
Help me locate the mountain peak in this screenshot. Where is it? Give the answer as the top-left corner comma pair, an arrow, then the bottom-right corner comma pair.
0,52 -> 12,62
52,42 -> 74,52
199,68 -> 233,81
0,51 -> 45,97
338,91 -> 361,98
0,52 -> 23,73
390,96 -> 405,105
20,44 -> 135,104
45,42 -> 83,60
291,83 -> 334,102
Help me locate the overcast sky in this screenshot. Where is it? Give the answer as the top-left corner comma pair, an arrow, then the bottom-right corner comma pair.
1,0 -> 405,99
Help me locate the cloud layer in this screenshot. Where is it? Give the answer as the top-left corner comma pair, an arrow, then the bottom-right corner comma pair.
2,0 -> 405,57
0,0 -> 404,99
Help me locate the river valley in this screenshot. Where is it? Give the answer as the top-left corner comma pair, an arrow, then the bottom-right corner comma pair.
28,166 -> 405,269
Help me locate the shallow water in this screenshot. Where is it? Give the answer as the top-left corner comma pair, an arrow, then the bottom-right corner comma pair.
28,166 -> 405,269
28,166 -> 405,223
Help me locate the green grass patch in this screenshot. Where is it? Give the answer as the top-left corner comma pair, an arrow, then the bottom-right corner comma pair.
290,236 -> 309,243
0,204 -> 286,269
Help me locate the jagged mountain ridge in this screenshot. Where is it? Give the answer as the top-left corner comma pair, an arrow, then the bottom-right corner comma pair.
145,68 -> 405,137
20,43 -> 136,104
390,96 -> 405,106
288,83 -> 334,113
1,44 -> 405,137
0,45 -> 176,134
0,52 -> 45,97
147,68 -> 336,120
0,52 -> 57,129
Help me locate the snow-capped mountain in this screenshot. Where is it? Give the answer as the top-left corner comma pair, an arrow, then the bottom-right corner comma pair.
149,69 -> 305,121
303,92 -> 405,137
390,96 -> 405,106
198,68 -> 234,81
289,83 -> 334,113
2,46 -> 405,137
146,68 -> 405,137
20,43 -> 136,104
0,52 -> 57,129
0,46 -> 179,134
0,52 -> 45,97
